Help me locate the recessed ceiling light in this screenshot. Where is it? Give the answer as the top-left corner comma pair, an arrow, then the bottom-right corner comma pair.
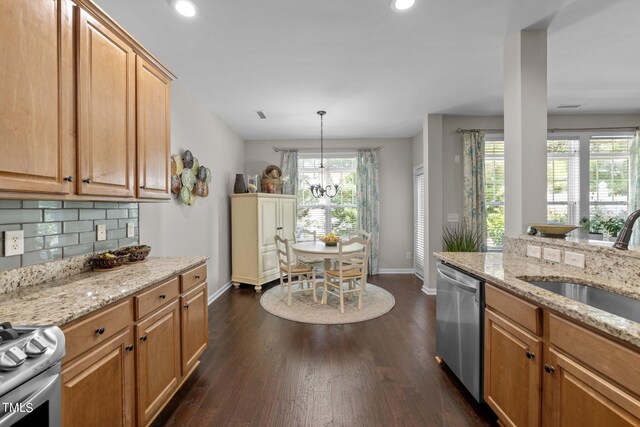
171,0 -> 196,17
391,0 -> 416,11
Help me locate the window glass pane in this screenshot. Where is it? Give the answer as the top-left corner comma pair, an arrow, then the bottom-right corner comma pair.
547,205 -> 569,224
297,207 -> 327,236
484,139 -> 505,250
330,207 -> 358,238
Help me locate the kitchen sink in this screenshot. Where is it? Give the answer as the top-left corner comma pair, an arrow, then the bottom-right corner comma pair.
523,280 -> 640,323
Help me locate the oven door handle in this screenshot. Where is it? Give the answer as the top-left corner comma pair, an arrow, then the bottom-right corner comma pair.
0,366 -> 61,427
437,269 -> 479,293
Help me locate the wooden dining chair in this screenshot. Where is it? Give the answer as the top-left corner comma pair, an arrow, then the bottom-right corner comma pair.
322,237 -> 369,313
349,229 -> 371,241
275,235 -> 317,306
295,228 -> 324,270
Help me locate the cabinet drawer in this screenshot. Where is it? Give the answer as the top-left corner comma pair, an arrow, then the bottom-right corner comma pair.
181,264 -> 207,292
135,277 -> 180,320
63,299 -> 133,362
548,313 -> 640,397
485,284 -> 541,335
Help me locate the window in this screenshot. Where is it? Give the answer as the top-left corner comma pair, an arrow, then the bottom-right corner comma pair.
297,154 -> 358,238
589,136 -> 631,219
484,138 -> 505,250
414,167 -> 425,278
547,139 -> 580,225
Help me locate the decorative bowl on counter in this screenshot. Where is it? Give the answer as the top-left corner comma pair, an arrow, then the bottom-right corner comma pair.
89,252 -> 130,270
529,224 -> 579,238
113,245 -> 152,263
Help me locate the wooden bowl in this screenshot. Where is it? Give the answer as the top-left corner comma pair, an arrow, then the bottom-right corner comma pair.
323,241 -> 338,246
89,253 -> 130,270
113,245 -> 151,262
530,224 -> 579,238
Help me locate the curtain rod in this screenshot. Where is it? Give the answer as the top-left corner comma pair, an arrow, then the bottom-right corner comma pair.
273,146 -> 381,152
456,126 -> 639,133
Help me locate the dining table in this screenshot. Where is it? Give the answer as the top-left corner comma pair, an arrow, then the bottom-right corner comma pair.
290,241 -> 364,272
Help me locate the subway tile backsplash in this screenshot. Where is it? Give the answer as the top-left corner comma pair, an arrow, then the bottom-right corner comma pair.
0,201 -> 139,272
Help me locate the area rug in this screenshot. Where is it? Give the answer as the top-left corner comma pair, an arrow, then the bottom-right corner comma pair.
260,284 -> 395,324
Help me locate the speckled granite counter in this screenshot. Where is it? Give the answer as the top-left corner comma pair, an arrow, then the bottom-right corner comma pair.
434,252 -> 640,349
0,256 -> 207,327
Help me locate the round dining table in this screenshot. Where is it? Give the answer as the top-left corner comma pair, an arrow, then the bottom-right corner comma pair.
290,241 -> 364,271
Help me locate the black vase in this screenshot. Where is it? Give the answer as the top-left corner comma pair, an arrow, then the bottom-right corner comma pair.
233,174 -> 247,194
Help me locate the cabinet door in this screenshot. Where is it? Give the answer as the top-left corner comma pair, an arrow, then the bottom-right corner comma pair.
258,197 -> 279,278
136,57 -> 171,199
181,283 -> 208,375
544,349 -> 640,426
0,0 -> 74,194
484,308 -> 542,427
136,300 -> 181,426
279,197 -> 297,242
77,8 -> 135,197
62,328 -> 135,427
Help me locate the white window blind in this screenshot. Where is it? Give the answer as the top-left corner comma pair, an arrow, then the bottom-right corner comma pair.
414,167 -> 425,278
589,136 -> 632,218
547,139 -> 580,225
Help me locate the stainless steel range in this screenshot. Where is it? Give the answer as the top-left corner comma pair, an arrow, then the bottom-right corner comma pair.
0,323 -> 65,427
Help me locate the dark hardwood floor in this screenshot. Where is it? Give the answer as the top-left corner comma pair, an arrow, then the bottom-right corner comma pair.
153,274 -> 497,427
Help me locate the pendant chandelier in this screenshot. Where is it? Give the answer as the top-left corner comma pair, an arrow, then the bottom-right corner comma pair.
310,111 -> 339,199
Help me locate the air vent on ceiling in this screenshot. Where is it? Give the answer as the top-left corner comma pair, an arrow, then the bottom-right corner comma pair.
255,111 -> 267,119
557,104 -> 582,109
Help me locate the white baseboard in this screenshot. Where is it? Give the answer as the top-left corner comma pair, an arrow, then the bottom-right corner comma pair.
208,281 -> 232,305
377,268 -> 414,274
421,286 -> 436,295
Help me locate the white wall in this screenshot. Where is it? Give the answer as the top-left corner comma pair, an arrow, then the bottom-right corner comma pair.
244,138 -> 414,271
140,82 -> 246,297
412,131 -> 423,168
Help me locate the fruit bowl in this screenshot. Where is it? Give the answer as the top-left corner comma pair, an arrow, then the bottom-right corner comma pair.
89,252 -> 130,270
321,234 -> 341,246
113,245 -> 151,262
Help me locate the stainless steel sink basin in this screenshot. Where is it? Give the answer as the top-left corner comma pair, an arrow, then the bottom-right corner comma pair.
524,280 -> 640,323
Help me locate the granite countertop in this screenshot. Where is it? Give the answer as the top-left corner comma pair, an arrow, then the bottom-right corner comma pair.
434,252 -> 640,349
0,256 -> 207,327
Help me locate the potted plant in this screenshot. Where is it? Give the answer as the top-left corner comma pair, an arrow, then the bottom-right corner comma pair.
603,215 -> 625,241
442,223 -> 483,252
581,209 -> 606,240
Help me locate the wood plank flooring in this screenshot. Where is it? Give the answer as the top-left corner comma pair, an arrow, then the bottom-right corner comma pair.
152,274 -> 497,427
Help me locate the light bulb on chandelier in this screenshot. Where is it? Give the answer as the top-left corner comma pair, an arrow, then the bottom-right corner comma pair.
309,111 -> 339,199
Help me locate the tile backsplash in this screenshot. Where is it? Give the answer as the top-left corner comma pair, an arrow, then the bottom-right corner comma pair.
0,200 -> 139,272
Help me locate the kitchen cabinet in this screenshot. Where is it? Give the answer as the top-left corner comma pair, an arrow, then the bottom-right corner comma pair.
136,57 -> 171,200
484,283 -> 640,427
231,194 -> 297,292
77,7 -> 136,198
62,328 -> 135,427
0,0 -> 75,194
61,263 -> 208,427
181,283 -> 209,375
136,300 -> 181,427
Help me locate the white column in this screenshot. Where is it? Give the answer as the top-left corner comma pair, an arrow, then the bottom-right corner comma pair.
504,30 -> 548,236
422,114 -> 443,294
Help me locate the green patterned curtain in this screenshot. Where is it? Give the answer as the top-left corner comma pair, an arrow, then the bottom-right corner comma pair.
463,131 -> 487,251
280,150 -> 298,195
630,131 -> 640,246
357,149 -> 379,274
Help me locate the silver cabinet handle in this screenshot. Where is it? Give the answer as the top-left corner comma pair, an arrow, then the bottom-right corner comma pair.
437,269 -> 478,293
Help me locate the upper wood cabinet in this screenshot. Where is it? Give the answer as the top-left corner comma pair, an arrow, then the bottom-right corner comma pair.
77,7 -> 136,198
136,57 -> 171,199
0,0 -> 75,194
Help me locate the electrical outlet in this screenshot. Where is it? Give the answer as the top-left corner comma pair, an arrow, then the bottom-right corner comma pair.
447,213 -> 459,223
4,230 -> 24,256
565,251 -> 585,269
543,247 -> 561,263
127,222 -> 135,238
405,251 -> 412,260
96,224 -> 107,241
526,245 -> 541,259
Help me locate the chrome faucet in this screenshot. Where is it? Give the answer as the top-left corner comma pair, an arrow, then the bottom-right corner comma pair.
613,209 -> 640,250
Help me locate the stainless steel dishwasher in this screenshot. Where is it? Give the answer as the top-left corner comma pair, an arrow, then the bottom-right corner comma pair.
435,261 -> 484,402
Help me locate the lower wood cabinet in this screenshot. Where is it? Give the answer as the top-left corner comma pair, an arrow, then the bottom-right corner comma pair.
136,300 -> 181,427
61,263 -> 208,427
485,283 -> 640,427
181,283 -> 208,374
62,328 -> 135,427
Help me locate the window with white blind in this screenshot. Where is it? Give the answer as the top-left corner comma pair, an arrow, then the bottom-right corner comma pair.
485,137 -> 505,250
589,136 -> 631,218
547,139 -> 580,225
414,167 -> 424,278
297,154 -> 358,238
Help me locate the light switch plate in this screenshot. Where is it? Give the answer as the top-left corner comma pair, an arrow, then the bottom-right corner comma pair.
127,222 -> 135,238
447,213 -> 459,223
543,247 -> 561,263
565,251 -> 585,269
96,224 -> 107,241
4,230 -> 24,256
526,245 -> 541,259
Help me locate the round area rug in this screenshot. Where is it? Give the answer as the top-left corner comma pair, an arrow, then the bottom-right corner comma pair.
260,284 -> 395,324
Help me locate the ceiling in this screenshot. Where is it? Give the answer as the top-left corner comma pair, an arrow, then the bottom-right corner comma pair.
96,0 -> 640,140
